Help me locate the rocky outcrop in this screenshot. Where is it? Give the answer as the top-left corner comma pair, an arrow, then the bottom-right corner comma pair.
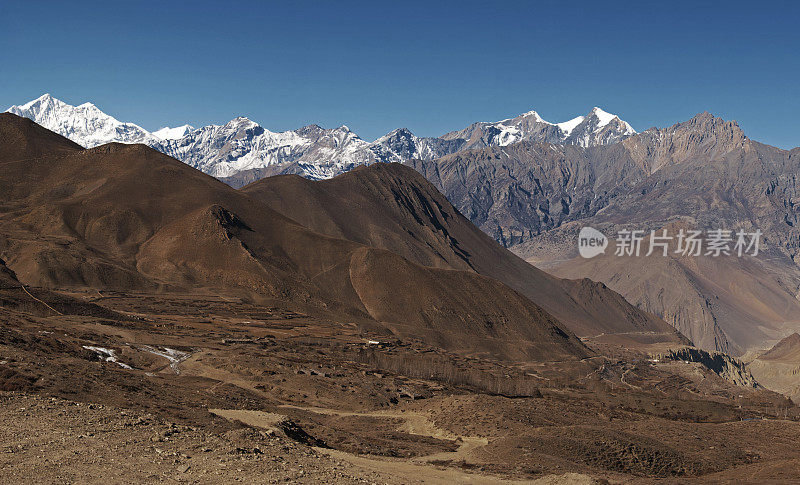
653,348 -> 759,388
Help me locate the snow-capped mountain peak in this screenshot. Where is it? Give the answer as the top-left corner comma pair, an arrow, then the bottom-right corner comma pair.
554,107 -> 636,147
225,116 -> 260,130
521,110 -> 545,122
18,93 -> 60,110
587,107 -> 635,134
589,107 -> 616,127
381,127 -> 413,138
500,109 -> 546,124
8,94 -> 156,148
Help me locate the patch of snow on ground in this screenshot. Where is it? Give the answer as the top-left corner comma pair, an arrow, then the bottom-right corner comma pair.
82,345 -> 132,369
140,346 -> 191,374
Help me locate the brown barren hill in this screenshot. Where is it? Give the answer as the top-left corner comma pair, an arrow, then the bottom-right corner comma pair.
0,113 -> 587,362
243,162 -> 684,343
748,333 -> 800,404
0,113 -> 82,162
759,333 -> 800,363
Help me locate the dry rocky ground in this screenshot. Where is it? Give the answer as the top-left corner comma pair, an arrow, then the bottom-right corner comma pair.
0,392 -> 389,484
1,289 -> 800,483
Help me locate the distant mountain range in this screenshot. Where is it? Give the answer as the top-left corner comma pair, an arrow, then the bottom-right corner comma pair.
7,94 -> 636,183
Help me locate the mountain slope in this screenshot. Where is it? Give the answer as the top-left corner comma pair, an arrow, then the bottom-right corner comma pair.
242,163 -> 684,342
0,111 -> 83,161
759,333 -> 800,362
398,112 -> 800,356
517,116 -> 800,355
0,112 -> 588,362
404,141 -> 649,246
748,333 -> 800,404
549,235 -> 800,355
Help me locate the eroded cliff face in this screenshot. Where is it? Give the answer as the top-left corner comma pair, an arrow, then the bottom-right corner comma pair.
653,347 -> 759,389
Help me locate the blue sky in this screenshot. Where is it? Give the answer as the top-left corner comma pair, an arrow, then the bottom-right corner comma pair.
1,0 -> 798,148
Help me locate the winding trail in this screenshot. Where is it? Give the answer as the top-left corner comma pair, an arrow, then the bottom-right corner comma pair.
209,405 -> 542,484
20,284 -> 63,316
278,404 -> 489,463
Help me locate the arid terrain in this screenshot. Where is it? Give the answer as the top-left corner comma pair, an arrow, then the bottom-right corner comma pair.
2,286 -> 800,483
2,112 -> 800,483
